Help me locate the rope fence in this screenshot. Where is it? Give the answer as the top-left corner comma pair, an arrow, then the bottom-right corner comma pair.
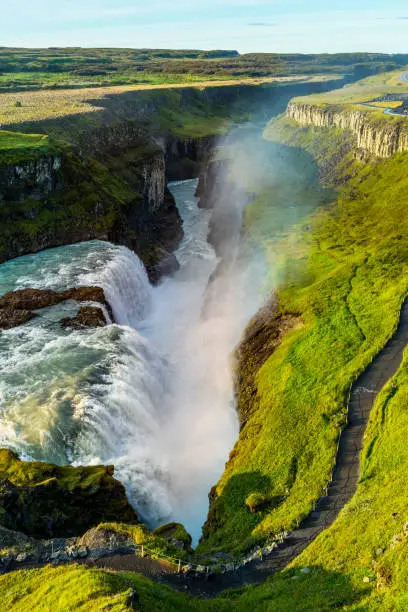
133,544 -> 211,574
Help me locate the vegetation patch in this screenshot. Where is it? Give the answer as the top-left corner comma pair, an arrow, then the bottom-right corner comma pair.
0,130 -> 52,163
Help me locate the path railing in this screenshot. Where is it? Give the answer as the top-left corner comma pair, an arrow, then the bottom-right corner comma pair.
133,544 -> 211,574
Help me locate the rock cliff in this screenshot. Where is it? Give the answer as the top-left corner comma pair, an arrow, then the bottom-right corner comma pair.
286,102 -> 408,158
0,449 -> 138,539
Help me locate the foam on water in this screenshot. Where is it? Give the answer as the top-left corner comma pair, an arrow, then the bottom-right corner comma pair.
0,179 -> 265,541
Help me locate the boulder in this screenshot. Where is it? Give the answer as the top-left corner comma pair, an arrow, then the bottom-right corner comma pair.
60,306 -> 106,329
153,522 -> 193,553
0,307 -> 37,330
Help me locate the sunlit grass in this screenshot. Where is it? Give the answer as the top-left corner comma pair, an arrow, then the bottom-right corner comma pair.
0,75 -> 328,128
199,118 -> 408,555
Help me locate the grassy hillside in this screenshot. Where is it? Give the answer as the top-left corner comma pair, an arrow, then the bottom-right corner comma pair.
198,116 -> 408,556
0,131 -> 53,163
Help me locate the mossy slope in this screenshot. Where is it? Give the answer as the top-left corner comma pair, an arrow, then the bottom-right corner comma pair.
199,117 -> 408,555
0,449 -> 138,538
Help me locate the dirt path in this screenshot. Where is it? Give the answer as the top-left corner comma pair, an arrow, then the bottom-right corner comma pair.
87,299 -> 408,597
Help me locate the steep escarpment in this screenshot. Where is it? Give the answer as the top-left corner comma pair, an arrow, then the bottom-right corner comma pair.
286,101 -> 408,157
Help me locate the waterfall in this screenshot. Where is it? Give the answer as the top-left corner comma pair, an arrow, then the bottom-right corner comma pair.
78,245 -> 152,327
0,178 -> 266,542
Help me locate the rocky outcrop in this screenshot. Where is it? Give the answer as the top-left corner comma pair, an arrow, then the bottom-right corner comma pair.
0,137 -> 183,283
0,308 -> 36,330
195,159 -> 230,210
0,286 -> 111,330
286,102 -> 408,158
153,522 -> 193,553
164,135 -> 216,180
0,449 -> 138,539
60,305 -> 107,329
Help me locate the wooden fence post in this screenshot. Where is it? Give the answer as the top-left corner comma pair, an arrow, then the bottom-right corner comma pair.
177,560 -> 181,573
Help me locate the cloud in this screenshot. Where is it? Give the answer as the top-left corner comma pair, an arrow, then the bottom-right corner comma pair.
248,21 -> 276,27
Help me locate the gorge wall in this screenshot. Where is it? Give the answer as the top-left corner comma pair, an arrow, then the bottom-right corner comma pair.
0,75 -> 348,280
286,101 -> 408,158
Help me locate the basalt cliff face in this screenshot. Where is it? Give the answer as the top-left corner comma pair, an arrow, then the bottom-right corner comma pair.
286,102 -> 408,158
0,138 -> 180,282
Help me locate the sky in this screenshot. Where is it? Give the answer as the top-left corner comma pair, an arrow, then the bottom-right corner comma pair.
2,0 -> 408,54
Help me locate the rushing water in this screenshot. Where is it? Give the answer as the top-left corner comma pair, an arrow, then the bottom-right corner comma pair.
0,179 -> 265,542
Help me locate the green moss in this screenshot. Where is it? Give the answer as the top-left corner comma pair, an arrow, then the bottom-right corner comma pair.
99,522 -> 191,562
0,449 -> 138,538
153,522 -> 193,552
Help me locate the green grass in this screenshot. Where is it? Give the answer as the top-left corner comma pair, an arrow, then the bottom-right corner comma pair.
98,522 -> 191,562
198,117 -> 408,555
0,130 -> 52,163
291,67 -> 408,108
0,564 -> 218,612
1,48 -> 404,94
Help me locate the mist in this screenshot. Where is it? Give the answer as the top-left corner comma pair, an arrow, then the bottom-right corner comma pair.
134,126 -> 276,540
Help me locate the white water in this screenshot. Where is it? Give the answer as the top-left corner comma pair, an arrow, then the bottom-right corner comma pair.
0,179 -> 265,542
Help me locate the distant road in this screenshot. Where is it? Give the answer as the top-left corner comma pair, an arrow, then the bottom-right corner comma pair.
400,71 -> 408,83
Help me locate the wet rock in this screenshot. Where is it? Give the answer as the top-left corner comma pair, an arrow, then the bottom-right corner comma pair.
60,306 -> 106,329
149,250 -> 180,284
0,286 -> 113,330
0,286 -> 108,311
0,308 -> 37,330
